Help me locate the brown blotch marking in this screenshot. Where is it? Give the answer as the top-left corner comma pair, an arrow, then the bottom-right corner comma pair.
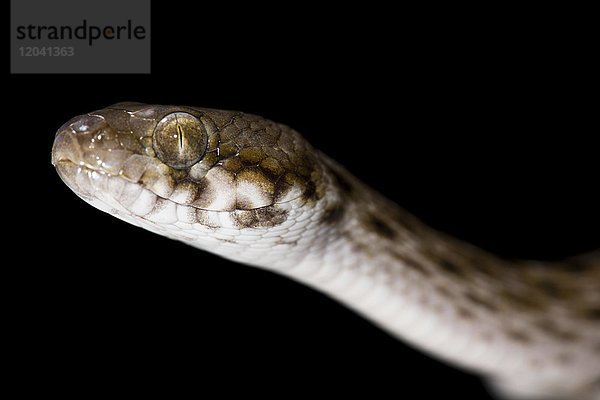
321,202 -> 345,224
536,278 -> 577,300
193,209 -> 219,228
274,237 -> 298,246
474,262 -> 497,278
534,320 -> 579,342
365,214 -> 397,239
438,259 -> 464,277
236,168 -> 275,194
312,171 -> 326,201
296,168 -> 325,204
501,289 -> 546,312
232,206 -> 288,228
580,307 -> 600,322
506,329 -> 532,344
301,179 -> 318,202
235,168 -> 276,210
434,285 -> 454,299
190,178 -> 213,208
388,207 -> 425,235
456,306 -> 475,320
402,258 -> 431,277
349,241 -> 369,256
173,180 -> 200,203
464,292 -> 499,312
282,172 -> 317,201
273,173 -> 297,203
329,167 -> 354,195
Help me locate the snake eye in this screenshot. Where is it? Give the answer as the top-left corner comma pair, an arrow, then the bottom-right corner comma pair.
153,112 -> 208,169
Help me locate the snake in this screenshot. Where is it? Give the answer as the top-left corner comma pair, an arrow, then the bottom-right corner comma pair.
51,103 -> 599,400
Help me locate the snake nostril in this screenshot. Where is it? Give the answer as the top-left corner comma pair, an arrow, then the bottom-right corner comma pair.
54,114 -> 107,137
69,114 -> 106,135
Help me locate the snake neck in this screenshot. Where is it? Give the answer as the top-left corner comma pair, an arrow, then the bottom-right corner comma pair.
205,154 -> 600,398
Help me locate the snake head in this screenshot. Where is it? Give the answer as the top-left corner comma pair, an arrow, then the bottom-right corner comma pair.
52,102 -> 326,231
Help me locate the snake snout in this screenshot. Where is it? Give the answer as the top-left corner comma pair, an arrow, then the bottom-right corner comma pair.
52,114 -> 108,165
52,113 -> 135,200
52,129 -> 80,167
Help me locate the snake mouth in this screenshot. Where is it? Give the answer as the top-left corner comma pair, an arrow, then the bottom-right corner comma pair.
53,158 -> 121,202
53,159 -> 92,199
52,128 -> 95,199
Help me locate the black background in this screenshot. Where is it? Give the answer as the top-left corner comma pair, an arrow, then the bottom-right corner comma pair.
9,3 -> 598,398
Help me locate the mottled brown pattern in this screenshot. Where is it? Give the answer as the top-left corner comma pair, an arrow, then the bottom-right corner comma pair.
327,165 -> 355,195
505,329 -> 532,344
535,320 -> 580,342
54,103 -> 600,394
580,307 -> 600,322
301,179 -> 318,203
193,209 -> 219,228
439,260 -> 464,277
535,278 -> 578,301
500,289 -> 547,312
464,293 -> 499,312
434,285 -> 454,299
365,214 -> 397,239
321,203 -> 346,224
232,206 -> 288,229
456,306 -> 476,320
400,257 -> 431,277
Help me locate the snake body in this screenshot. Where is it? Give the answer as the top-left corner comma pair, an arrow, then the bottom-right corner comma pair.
52,103 -> 600,399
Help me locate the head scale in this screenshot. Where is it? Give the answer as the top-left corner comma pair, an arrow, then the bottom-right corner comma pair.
52,102 -> 325,233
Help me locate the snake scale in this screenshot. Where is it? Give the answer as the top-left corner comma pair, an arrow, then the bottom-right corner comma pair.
52,103 -> 600,399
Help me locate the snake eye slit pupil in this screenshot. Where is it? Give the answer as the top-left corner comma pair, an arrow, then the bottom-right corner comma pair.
153,112 -> 208,169
177,125 -> 184,149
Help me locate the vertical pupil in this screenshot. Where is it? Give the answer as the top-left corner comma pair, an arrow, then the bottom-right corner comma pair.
153,112 -> 207,169
177,125 -> 184,149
